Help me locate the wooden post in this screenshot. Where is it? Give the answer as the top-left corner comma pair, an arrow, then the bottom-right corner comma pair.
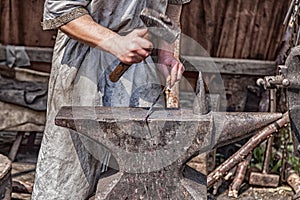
8,132 -> 25,161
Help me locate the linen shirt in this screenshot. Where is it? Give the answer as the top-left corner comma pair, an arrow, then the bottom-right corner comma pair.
32,1 -> 191,199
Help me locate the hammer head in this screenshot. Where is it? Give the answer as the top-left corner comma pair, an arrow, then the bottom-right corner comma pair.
140,8 -> 180,44
249,171 -> 279,187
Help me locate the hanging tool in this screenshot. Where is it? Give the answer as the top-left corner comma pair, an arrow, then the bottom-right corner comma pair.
249,89 -> 280,187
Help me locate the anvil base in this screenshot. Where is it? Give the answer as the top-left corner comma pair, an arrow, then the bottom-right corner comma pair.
96,165 -> 207,200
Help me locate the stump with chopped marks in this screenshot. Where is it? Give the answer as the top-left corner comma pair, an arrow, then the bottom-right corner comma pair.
0,154 -> 12,200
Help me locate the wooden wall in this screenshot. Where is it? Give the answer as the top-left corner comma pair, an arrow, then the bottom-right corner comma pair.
0,0 -> 56,47
0,0 -> 289,112
181,0 -> 289,60
0,0 -> 290,61
0,0 -> 56,72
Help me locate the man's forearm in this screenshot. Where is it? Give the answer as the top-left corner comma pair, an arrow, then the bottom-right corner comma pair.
59,14 -> 152,64
59,14 -> 119,53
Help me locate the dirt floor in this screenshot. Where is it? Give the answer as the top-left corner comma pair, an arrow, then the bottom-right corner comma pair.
215,186 -> 294,200
0,131 -> 297,200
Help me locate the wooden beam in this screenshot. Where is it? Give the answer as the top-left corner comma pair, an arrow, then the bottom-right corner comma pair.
182,56 -> 277,76
0,45 -> 53,63
0,45 -> 277,76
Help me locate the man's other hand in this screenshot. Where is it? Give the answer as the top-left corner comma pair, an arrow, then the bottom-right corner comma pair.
158,50 -> 185,88
102,29 -> 153,65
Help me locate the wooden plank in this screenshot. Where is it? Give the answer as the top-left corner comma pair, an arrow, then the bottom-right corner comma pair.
182,56 -> 277,75
181,0 -> 289,60
0,0 -> 56,47
25,46 -> 53,63
0,45 -> 53,63
0,45 -> 277,75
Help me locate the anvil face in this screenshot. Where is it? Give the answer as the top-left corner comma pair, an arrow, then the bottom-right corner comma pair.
55,106 -> 282,200
56,106 -> 212,199
55,107 -> 213,173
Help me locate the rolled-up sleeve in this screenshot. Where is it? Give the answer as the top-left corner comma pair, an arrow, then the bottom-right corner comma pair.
168,0 -> 191,4
42,0 -> 91,30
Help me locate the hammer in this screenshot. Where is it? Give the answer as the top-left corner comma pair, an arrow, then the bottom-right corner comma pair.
109,8 -> 181,82
249,89 -> 280,187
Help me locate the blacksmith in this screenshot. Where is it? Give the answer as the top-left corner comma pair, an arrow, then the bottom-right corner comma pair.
32,0 -> 190,199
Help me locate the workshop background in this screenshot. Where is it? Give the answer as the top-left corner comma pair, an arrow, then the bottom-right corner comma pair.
0,0 -> 297,199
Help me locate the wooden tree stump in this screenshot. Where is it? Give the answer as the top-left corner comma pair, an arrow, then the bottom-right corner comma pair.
0,154 -> 12,200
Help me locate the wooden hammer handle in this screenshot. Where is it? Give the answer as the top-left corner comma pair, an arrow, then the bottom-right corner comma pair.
109,63 -> 131,82
165,36 -> 180,109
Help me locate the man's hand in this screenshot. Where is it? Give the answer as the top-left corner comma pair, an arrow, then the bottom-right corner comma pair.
101,29 -> 153,65
60,15 -> 152,65
158,49 -> 185,88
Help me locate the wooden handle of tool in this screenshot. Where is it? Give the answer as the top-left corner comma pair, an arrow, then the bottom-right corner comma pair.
109,63 -> 131,82
165,37 -> 180,109
165,5 -> 182,109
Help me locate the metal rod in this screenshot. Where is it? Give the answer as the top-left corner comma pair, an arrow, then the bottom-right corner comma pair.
144,86 -> 167,121
207,112 -> 289,188
284,0 -> 296,25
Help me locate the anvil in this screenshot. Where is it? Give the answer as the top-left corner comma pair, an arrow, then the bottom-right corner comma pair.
55,107 -> 282,199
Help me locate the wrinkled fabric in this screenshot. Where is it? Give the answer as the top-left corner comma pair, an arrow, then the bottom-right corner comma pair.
32,0 -> 189,199
0,76 -> 47,111
5,45 -> 30,67
168,0 -> 191,4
